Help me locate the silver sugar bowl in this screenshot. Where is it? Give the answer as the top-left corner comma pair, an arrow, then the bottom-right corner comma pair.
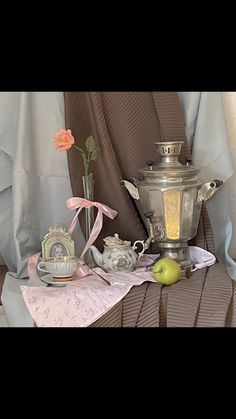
121,141 -> 223,278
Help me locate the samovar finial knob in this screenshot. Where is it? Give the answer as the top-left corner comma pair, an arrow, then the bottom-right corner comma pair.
155,141 -> 184,166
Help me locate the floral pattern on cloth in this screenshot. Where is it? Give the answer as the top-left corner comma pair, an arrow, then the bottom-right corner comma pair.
21,248 -> 216,327
21,261 -> 156,328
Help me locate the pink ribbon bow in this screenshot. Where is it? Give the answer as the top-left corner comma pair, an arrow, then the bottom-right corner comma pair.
27,252 -> 42,279
67,197 -> 118,258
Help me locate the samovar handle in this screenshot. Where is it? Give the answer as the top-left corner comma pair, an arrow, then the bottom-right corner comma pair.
197,179 -> 223,202
120,179 -> 140,200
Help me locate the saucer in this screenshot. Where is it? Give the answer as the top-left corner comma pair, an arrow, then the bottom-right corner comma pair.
40,274 -> 74,287
52,274 -> 74,279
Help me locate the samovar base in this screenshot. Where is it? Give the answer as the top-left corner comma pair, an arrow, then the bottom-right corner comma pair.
155,242 -> 193,279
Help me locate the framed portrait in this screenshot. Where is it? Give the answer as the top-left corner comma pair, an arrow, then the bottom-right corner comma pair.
41,226 -> 75,259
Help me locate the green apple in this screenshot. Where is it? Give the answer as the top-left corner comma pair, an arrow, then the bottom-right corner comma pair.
151,257 -> 181,285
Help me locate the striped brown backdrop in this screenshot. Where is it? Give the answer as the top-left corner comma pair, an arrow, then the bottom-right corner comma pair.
65,92 -> 192,249
64,92 -> 233,327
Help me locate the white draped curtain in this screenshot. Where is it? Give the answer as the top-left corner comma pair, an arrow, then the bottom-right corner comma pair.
178,92 -> 236,279
222,93 -> 236,261
0,92 -> 84,278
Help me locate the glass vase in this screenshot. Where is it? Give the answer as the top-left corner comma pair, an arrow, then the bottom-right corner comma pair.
82,173 -> 96,267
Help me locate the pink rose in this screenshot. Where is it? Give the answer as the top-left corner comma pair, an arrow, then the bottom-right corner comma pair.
54,129 -> 75,151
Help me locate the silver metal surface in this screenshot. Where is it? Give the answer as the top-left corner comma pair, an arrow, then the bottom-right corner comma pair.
122,141 -> 223,278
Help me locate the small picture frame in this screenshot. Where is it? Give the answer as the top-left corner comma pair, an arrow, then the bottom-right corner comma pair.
41,226 -> 75,259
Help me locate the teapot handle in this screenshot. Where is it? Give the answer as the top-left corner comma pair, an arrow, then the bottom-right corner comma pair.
133,240 -> 145,258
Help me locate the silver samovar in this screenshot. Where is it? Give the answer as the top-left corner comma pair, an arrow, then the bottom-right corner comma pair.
121,141 -> 223,278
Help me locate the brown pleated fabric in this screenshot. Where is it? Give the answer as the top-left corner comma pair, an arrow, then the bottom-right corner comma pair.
225,282 -> 236,327
89,263 -> 232,328
64,91 -> 234,328
159,287 -> 168,327
90,302 -> 122,327
166,268 -> 208,327
64,92 -> 189,250
121,283 -> 152,327
195,263 -> 232,327
135,282 -> 161,327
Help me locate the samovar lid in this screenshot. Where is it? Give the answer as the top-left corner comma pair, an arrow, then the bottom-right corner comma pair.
139,141 -> 201,179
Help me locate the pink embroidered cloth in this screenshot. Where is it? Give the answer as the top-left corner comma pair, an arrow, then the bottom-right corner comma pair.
21,248 -> 216,327
21,256 -> 157,327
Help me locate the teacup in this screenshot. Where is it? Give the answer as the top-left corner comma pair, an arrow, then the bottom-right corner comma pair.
37,256 -> 79,280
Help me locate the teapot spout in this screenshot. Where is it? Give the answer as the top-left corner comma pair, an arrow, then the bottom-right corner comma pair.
120,179 -> 140,200
90,246 -> 103,268
197,179 -> 223,202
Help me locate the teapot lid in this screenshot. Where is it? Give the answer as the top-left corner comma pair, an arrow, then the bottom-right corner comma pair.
139,141 -> 201,179
103,234 -> 130,247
